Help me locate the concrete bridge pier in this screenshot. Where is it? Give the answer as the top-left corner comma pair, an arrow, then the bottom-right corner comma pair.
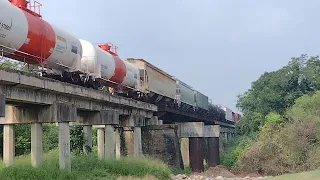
82,125 -> 93,154
1,102 -> 76,171
141,123 -> 183,170
178,122 -> 220,172
220,127 -> 235,144
31,123 -> 43,167
105,125 -> 115,159
3,124 -> 14,167
121,114 -> 145,158
115,127 -> 121,159
75,110 -> 120,160
0,93 -> 4,118
58,122 -> 71,171
52,103 -> 77,171
178,122 -> 205,172
96,126 -> 105,160
180,138 -> 189,167
101,110 -> 120,159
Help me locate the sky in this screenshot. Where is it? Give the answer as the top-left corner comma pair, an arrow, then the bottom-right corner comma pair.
36,0 -> 320,113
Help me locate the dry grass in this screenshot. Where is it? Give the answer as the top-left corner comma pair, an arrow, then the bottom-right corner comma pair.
267,170 -> 320,180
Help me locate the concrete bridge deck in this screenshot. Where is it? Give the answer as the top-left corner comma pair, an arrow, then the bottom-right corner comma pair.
0,68 -> 156,115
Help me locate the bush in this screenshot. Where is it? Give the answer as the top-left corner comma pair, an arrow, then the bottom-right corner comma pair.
220,132 -> 257,169
238,91 -> 320,176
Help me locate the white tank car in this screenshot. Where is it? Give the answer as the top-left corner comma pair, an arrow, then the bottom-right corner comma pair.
80,39 -> 140,89
0,0 -> 29,54
45,24 -> 83,74
0,0 -> 82,74
79,39 -> 116,80
123,61 -> 140,89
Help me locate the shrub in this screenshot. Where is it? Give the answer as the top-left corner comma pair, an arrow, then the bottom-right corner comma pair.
221,132 -> 257,169
238,91 -> 320,176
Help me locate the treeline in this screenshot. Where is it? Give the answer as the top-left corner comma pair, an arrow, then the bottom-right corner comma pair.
221,54 -> 320,175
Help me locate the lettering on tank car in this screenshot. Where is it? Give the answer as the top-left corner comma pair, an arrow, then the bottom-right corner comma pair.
101,64 -> 108,70
0,18 -> 12,31
0,18 -> 12,39
56,35 -> 67,53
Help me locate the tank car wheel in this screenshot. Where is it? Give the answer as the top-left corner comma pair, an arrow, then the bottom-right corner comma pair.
92,80 -> 101,90
71,72 -> 82,86
85,78 -> 94,88
62,71 -> 72,83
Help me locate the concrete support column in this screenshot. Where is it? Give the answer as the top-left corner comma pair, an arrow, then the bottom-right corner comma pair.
189,137 -> 204,173
83,126 -> 92,154
0,94 -> 4,118
134,127 -> 142,158
97,127 -> 105,160
105,125 -> 115,159
3,124 -> 14,167
115,128 -> 121,160
124,128 -> 134,156
31,123 -> 42,167
58,122 -> 71,171
225,132 -> 228,143
180,138 -> 189,166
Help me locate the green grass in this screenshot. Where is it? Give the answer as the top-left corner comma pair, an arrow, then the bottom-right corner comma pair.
0,149 -> 172,180
268,170 -> 320,180
170,165 -> 192,175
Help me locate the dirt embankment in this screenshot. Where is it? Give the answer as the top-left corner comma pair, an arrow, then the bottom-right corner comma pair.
171,165 -> 272,180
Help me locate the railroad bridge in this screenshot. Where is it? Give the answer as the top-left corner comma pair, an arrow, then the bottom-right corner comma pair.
0,68 -> 235,172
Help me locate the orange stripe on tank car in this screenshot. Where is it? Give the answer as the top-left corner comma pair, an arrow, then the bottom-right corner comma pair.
15,11 -> 56,64
110,56 -> 127,84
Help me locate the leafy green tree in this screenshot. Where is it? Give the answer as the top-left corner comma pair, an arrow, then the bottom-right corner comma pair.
42,124 -> 59,152
236,54 -> 320,134
0,59 -> 27,71
70,126 -> 85,155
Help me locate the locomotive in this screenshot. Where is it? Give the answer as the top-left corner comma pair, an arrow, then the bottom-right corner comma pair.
0,0 -> 240,122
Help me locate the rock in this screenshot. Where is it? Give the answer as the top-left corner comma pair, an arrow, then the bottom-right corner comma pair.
171,174 -> 188,180
215,176 -> 224,180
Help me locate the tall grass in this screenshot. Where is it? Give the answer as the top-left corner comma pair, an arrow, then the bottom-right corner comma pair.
0,149 -> 172,180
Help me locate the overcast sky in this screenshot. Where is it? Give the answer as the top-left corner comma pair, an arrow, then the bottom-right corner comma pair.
39,0 -> 320,113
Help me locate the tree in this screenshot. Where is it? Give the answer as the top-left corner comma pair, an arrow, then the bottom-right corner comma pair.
236,54 -> 320,134
0,59 -> 27,71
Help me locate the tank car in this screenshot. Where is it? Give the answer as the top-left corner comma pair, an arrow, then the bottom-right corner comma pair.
80,40 -> 140,93
0,0 -> 85,85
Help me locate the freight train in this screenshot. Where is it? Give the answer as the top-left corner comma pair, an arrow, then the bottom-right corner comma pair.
0,0 -> 241,123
